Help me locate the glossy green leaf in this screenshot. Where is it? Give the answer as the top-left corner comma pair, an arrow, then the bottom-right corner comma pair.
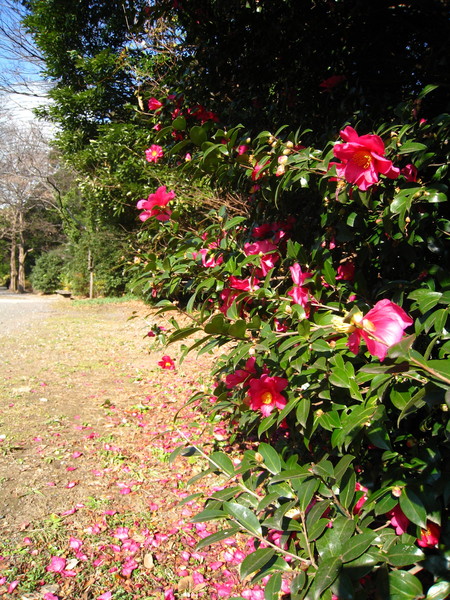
340,532 -> 377,563
425,581 -> 450,600
208,451 -> 236,476
399,488 -> 427,528
264,573 -> 282,600
309,557 -> 342,600
388,570 -> 423,600
223,502 -> 262,536
196,525 -> 241,550
239,548 -> 275,579
387,543 -> 425,567
258,443 -> 282,474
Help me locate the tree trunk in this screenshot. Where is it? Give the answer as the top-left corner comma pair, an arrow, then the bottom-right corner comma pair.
9,237 -> 17,292
18,211 -> 26,293
18,244 -> 26,293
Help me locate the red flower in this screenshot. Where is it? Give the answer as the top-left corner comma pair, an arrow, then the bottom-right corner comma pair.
225,357 -> 257,389
347,299 -> 413,361
158,355 -> 175,370
145,144 -> 164,163
353,482 -> 368,514
137,186 -> 175,222
336,261 -> 355,282
333,126 -> 399,191
401,163 -> 418,182
218,288 -> 241,315
247,374 -> 288,417
417,521 -> 440,548
148,97 -> 163,111
319,75 -> 346,91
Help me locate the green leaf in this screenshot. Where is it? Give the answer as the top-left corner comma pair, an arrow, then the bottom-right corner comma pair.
328,367 -> 351,389
264,573 -> 282,600
168,326 -> 202,344
334,455 -> 355,485
297,477 -> 320,511
340,532 -> 377,563
387,543 -> 425,567
196,525 -> 241,550
191,508 -> 226,522
296,398 -> 311,427
398,141 -> 427,154
223,502 -> 262,536
172,116 -> 187,130
229,319 -> 247,339
425,581 -> 450,600
190,125 -> 207,146
310,557 -> 342,600
258,443 -> 282,474
408,289 -> 443,313
208,451 -> 236,476
399,488 -> 427,528
388,570 -> 423,600
240,548 -> 275,580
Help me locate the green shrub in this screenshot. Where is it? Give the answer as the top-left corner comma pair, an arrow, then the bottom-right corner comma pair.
30,249 -> 66,294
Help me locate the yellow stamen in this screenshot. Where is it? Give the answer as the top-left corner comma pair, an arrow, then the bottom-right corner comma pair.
261,392 -> 273,404
352,150 -> 372,169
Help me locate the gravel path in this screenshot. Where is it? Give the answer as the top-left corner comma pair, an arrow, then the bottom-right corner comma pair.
0,289 -> 61,335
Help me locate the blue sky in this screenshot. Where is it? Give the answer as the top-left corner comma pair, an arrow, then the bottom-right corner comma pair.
0,0 -> 51,124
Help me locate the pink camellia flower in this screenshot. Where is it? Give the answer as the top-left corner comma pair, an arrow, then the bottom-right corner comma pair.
346,299 -> 413,361
333,126 -> 400,191
137,186 -> 176,222
417,521 -> 441,548
158,355 -> 175,370
145,144 -> 164,163
247,374 -> 288,416
229,276 -> 260,292
198,248 -> 224,268
287,263 -> 314,315
387,504 -> 410,535
225,357 -> 257,389
244,240 -> 280,276
148,97 -> 163,111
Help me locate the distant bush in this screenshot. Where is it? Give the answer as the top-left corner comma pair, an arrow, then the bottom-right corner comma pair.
30,250 -> 66,294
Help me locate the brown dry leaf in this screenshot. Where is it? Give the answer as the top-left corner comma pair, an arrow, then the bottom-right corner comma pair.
143,552 -> 154,569
177,575 -> 194,593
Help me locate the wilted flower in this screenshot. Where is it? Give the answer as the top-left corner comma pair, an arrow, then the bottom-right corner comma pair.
333,126 -> 400,191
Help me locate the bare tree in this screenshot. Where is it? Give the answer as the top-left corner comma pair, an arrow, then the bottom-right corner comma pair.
0,0 -> 48,98
0,119 -> 59,291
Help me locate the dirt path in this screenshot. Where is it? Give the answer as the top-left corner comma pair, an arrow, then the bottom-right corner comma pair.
0,294 -> 213,531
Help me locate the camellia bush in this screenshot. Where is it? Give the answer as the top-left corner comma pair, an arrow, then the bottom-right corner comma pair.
129,83 -> 450,600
